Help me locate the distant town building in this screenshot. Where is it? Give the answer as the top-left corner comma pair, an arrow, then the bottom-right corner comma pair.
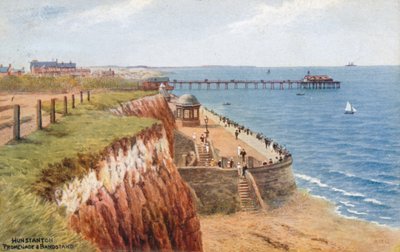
0,64 -> 25,77
143,77 -> 173,90
92,68 -> 115,77
30,60 -> 91,77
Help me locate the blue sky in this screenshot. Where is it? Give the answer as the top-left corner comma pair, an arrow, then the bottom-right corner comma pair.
0,0 -> 399,68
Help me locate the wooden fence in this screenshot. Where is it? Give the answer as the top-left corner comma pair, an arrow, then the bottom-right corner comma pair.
3,91 -> 91,142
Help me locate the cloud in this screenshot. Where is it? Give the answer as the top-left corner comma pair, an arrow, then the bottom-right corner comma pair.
71,0 -> 153,26
229,0 -> 342,34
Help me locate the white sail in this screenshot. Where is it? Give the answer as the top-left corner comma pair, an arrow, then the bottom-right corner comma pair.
345,101 -> 356,114
345,101 -> 352,112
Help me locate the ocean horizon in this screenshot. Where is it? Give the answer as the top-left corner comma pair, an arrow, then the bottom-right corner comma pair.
167,65 -> 400,228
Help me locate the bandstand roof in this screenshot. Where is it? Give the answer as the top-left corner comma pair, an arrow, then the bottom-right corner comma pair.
177,94 -> 200,106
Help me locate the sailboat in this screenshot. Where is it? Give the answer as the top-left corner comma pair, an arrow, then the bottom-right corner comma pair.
345,62 -> 356,67
345,101 -> 357,114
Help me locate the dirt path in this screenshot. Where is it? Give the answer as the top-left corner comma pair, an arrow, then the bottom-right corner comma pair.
0,92 -> 73,145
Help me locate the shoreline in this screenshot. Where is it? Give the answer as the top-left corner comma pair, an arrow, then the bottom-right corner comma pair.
201,107 -> 399,231
187,105 -> 400,251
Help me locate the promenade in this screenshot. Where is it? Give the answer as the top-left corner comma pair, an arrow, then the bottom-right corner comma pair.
177,108 -> 280,166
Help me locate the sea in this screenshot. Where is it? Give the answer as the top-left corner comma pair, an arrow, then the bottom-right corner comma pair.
165,65 -> 400,228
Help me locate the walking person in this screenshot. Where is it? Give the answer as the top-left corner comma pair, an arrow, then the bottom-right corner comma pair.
240,148 -> 247,162
237,145 -> 242,158
205,142 -> 210,153
200,134 -> 205,144
242,163 -> 248,177
192,132 -> 196,142
237,162 -> 242,176
235,129 -> 239,140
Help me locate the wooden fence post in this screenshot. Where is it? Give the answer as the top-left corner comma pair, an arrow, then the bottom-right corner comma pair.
80,91 -> 83,103
37,99 -> 42,130
72,94 -> 75,109
13,105 -> 20,140
63,96 -> 68,115
87,90 -> 90,102
50,98 -> 56,123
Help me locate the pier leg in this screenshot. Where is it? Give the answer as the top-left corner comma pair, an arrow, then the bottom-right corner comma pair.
80,91 -> 83,103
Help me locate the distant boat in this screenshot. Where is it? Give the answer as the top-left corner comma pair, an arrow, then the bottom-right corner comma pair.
345,101 -> 357,114
223,102 -> 231,105
267,69 -> 271,74
345,62 -> 356,67
296,93 -> 305,96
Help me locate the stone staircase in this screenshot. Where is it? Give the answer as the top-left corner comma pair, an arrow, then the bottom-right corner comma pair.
238,177 -> 259,212
196,143 -> 212,166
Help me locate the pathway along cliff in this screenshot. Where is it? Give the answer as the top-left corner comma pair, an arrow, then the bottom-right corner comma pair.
56,95 -> 202,251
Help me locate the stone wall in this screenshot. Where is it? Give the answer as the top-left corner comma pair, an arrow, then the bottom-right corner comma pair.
250,158 -> 297,208
178,158 -> 296,213
174,130 -> 196,167
178,167 -> 240,214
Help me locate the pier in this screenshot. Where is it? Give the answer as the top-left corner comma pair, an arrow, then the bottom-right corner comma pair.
169,78 -> 340,90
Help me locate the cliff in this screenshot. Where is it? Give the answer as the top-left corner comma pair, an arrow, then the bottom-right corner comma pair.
57,95 -> 202,251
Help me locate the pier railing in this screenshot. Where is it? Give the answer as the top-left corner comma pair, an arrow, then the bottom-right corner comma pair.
169,79 -> 340,90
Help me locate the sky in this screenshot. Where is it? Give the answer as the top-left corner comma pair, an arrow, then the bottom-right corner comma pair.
0,0 -> 399,68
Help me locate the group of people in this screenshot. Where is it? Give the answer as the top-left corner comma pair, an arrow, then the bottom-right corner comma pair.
204,107 -> 292,164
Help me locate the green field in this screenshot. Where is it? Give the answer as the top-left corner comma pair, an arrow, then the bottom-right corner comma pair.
0,90 -> 157,250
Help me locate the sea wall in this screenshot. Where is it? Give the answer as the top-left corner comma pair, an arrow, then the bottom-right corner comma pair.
250,158 -> 296,207
178,167 -> 240,214
174,130 -> 196,167
57,95 -> 202,251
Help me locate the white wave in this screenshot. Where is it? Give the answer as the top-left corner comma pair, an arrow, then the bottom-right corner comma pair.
330,170 -> 399,187
334,206 -> 361,220
379,216 -> 392,220
339,201 -> 355,208
313,194 -> 334,204
295,174 -> 328,188
332,170 -> 356,178
347,209 -> 368,215
364,198 -> 384,206
331,186 -> 365,197
369,178 -> 399,186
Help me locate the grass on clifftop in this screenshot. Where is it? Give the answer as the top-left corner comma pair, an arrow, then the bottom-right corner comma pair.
0,75 -> 141,92
42,90 -> 157,113
0,91 -> 157,250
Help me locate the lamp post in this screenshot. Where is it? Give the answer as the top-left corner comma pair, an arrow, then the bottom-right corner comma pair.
204,116 -> 209,138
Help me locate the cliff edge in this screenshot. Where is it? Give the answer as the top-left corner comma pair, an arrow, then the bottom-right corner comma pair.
57,95 -> 202,251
